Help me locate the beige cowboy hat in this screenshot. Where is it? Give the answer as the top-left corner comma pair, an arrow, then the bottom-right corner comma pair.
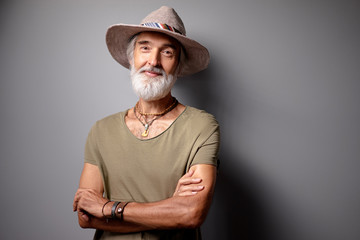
106,6 -> 210,77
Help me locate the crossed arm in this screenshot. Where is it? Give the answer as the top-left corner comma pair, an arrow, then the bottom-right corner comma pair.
73,162 -> 216,233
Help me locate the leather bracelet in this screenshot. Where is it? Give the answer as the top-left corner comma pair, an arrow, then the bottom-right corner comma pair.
116,202 -> 130,221
102,200 -> 112,218
111,201 -> 120,219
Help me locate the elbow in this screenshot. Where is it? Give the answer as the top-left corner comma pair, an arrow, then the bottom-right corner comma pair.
190,210 -> 207,229
182,207 -> 207,229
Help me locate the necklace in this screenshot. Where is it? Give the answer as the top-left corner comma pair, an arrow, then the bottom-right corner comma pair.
136,98 -> 178,116
134,110 -> 160,137
134,97 -> 179,137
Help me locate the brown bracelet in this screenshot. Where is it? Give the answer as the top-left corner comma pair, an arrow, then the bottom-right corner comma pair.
101,200 -> 112,219
116,202 -> 129,221
111,201 -> 121,219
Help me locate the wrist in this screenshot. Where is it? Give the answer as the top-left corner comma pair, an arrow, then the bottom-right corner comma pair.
102,201 -> 130,221
102,200 -> 112,219
111,201 -> 121,218
115,202 -> 130,221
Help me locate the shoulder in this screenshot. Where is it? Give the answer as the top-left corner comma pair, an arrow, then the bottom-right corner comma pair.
91,110 -> 127,133
182,106 -> 219,128
179,106 -> 220,139
180,107 -> 220,155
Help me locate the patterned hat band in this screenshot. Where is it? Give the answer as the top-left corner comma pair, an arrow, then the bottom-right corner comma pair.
141,22 -> 183,35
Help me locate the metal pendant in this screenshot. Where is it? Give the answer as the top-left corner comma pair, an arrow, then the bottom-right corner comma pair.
141,124 -> 149,137
141,129 -> 149,137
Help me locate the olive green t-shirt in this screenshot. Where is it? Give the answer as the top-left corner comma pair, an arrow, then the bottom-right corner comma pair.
84,106 -> 220,240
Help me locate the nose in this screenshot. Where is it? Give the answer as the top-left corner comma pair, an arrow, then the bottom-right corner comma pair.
147,49 -> 161,67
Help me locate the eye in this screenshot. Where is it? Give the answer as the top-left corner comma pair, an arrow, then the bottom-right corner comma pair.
140,45 -> 151,52
162,49 -> 174,57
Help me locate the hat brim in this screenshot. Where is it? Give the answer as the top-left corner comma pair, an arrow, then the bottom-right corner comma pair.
106,24 -> 210,77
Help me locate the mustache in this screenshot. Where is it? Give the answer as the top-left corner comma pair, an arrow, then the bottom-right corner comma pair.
138,66 -> 165,74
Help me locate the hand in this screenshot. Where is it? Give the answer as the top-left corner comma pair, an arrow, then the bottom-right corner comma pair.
73,188 -> 109,219
78,210 -> 92,227
173,169 -> 204,197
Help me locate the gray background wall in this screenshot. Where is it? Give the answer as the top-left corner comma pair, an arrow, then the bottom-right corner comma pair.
1,0 -> 359,239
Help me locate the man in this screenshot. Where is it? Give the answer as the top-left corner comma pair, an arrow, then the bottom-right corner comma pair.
73,6 -> 220,240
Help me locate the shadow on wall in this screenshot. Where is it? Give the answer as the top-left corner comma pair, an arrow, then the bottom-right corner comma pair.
208,154 -> 276,240
175,62 -> 275,240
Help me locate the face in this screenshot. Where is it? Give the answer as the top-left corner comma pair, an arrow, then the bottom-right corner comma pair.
130,32 -> 181,101
133,32 -> 180,76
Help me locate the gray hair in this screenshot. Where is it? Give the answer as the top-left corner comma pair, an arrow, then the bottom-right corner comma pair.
126,34 -> 186,76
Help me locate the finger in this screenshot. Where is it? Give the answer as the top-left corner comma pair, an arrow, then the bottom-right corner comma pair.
178,191 -> 200,197
73,189 -> 86,211
73,194 -> 81,211
178,185 -> 204,193
185,169 -> 194,177
181,169 -> 196,179
80,211 -> 90,222
175,186 -> 204,198
73,201 -> 77,212
73,195 -> 81,211
178,178 -> 202,186
177,170 -> 194,182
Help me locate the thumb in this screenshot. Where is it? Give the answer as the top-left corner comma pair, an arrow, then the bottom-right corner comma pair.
80,212 -> 90,222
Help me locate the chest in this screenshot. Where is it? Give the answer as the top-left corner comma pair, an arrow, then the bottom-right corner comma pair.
97,124 -> 196,202
125,114 -> 176,139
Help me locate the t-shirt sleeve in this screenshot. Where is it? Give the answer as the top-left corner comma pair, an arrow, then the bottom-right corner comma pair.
84,123 -> 102,166
190,123 -> 220,167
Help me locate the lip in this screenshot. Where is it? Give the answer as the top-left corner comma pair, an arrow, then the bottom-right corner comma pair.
144,70 -> 162,77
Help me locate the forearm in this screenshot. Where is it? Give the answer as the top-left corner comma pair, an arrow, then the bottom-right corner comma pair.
124,195 -> 210,229
75,164 -> 216,233
78,212 -> 150,233
81,195 -> 210,232
123,166 -> 215,230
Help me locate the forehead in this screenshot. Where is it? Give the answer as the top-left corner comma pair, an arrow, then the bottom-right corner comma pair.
136,32 -> 181,48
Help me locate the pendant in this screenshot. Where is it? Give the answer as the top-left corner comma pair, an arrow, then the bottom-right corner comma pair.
141,129 -> 149,137
141,124 -> 149,137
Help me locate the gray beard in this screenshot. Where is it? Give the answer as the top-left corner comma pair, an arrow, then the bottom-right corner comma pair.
130,66 -> 177,101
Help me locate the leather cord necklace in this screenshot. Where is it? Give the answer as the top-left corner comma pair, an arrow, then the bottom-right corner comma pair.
135,97 -> 178,116
134,97 -> 178,137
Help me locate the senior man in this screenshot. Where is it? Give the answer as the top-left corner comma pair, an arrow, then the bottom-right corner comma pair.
73,6 -> 220,240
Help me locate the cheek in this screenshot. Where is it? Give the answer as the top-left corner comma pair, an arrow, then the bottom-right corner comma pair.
133,51 -> 147,69
133,58 -> 143,70
163,59 -> 179,74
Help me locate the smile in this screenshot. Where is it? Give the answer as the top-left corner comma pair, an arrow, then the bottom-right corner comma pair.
143,70 -> 163,77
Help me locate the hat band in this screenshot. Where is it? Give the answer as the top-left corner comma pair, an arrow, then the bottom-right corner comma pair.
141,22 -> 183,35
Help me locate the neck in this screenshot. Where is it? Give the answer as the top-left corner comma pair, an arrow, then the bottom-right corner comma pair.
137,93 -> 174,114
